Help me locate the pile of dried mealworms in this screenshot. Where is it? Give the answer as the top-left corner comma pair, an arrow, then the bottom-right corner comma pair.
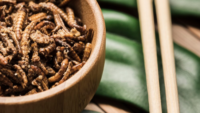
0,0 -> 93,96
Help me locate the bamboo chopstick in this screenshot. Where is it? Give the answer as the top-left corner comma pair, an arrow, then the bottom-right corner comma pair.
154,0 -> 180,113
137,0 -> 162,113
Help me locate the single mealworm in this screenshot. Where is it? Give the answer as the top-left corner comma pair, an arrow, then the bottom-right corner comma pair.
82,43 -> 92,62
27,67 -> 36,83
66,7 -> 86,32
34,20 -> 55,30
59,0 -> 70,7
73,42 -> 85,54
32,75 -> 43,92
0,22 -> 6,27
0,72 -> 13,87
36,61 -> 48,76
0,53 -> 11,65
56,46 -> 64,64
53,11 -> 69,32
58,61 -> 73,84
39,39 -> 56,57
51,34 -> 75,45
54,57 -> 60,70
71,62 -> 85,74
31,42 -> 40,63
15,7 -> 27,41
28,12 -> 47,21
14,65 -> 28,88
48,59 -> 69,83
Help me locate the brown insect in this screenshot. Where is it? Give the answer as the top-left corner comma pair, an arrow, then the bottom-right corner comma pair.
53,11 -> 69,33
14,7 -> 27,41
40,24 -> 55,35
0,22 -> 7,26
66,7 -> 86,32
31,42 -> 40,63
82,43 -> 92,62
46,66 -> 56,76
34,20 -> 55,30
20,16 -> 48,71
59,0 -> 70,7
28,12 -> 47,21
73,42 -> 85,54
56,46 -> 64,64
71,62 -> 85,74
0,66 -> 20,84
58,61 -> 73,84
26,88 -> 37,95
48,59 -> 69,83
36,61 -> 48,75
39,38 -> 56,57
0,53 -> 11,65
27,67 -> 36,83
32,75 -> 44,92
14,65 -> 28,88
0,72 -> 13,87
0,41 -> 8,56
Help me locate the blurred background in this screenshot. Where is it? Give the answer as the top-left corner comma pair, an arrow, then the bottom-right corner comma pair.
84,0 -> 200,113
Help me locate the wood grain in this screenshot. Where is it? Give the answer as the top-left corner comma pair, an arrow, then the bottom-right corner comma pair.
137,0 -> 162,113
0,0 -> 106,113
155,0 -> 180,112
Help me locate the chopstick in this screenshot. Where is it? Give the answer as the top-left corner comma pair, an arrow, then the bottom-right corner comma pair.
154,0 -> 180,113
137,0 -> 162,113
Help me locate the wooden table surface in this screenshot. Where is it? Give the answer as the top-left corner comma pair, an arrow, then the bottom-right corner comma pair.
84,18 -> 200,113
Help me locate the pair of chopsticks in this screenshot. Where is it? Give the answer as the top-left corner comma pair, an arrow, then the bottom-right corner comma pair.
137,0 -> 180,113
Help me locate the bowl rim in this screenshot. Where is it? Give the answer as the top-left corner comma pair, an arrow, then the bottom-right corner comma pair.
0,0 -> 105,105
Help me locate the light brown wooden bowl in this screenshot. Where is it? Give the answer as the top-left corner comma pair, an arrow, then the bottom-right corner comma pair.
0,0 -> 106,113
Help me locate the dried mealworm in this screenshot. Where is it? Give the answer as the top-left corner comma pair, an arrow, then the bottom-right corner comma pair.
0,0 -> 16,5
31,42 -> 40,63
27,67 -> 36,83
59,0 -> 70,7
14,65 -> 28,88
5,15 -> 12,26
39,38 -> 56,56
30,30 -> 52,44
58,62 -> 72,84
55,38 -> 81,62
82,43 -> 92,62
20,16 -> 48,70
15,2 -> 25,9
66,7 -> 86,32
73,42 -> 85,54
53,11 -> 69,33
28,1 -> 41,12
1,28 -> 21,55
41,24 -> 55,35
48,59 -> 68,83
36,61 -> 48,75
0,67 -> 20,84
56,46 -> 64,63
0,53 -> 11,65
72,60 -> 80,65
32,75 -> 43,92
71,62 -> 85,74
34,20 -> 55,30
15,7 -> 26,41
0,41 -> 7,56
0,72 -> 13,87
41,76 -> 48,91
26,88 -> 37,95
46,66 -> 56,76
54,57 -> 60,70
28,12 -> 47,21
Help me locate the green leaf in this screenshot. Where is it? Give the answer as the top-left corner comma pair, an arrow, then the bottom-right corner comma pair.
96,9 -> 200,113
98,0 -> 200,17
102,9 -> 141,42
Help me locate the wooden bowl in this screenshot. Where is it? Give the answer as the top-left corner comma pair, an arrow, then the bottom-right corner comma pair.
0,0 -> 106,113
